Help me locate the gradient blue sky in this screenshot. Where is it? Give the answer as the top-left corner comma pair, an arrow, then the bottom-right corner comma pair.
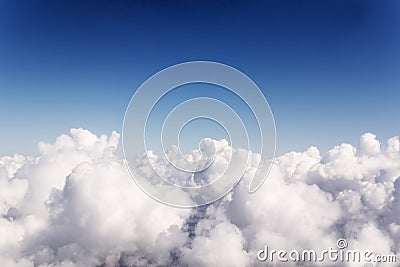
1,0 -> 399,156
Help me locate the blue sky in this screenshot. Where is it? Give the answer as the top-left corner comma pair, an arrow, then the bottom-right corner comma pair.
0,0 -> 399,156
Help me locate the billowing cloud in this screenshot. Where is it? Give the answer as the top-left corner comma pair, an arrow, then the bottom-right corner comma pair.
0,129 -> 399,266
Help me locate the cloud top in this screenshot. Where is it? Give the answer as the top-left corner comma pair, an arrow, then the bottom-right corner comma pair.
0,129 -> 399,266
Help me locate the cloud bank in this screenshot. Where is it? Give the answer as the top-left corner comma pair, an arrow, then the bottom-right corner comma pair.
1,129 -> 399,266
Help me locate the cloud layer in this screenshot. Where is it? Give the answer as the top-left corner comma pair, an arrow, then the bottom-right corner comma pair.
1,129 -> 399,266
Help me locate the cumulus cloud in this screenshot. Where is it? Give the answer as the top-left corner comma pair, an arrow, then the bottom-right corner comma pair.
0,129 -> 189,267
0,129 -> 400,266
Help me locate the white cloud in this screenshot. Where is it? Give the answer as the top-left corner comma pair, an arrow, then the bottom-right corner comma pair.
0,129 -> 400,266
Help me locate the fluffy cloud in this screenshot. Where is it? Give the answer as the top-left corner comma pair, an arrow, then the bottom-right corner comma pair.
0,129 -> 189,267
0,129 -> 400,266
